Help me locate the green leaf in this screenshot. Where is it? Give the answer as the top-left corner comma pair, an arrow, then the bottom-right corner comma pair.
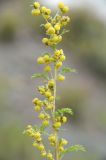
61,67 -> 77,74
61,29 -> 70,36
62,145 -> 86,155
31,73 -> 48,80
54,108 -> 73,117
60,145 -> 86,159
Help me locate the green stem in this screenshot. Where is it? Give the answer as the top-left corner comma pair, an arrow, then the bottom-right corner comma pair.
53,63 -> 60,160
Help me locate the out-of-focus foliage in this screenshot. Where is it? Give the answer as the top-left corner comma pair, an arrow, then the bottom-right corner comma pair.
65,10 -> 106,80
58,87 -> 87,124
0,13 -> 17,42
0,125 -> 40,160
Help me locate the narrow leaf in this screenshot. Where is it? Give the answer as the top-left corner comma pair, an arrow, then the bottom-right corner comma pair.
31,73 -> 48,80
62,145 -> 86,155
54,108 -> 73,117
61,67 -> 77,74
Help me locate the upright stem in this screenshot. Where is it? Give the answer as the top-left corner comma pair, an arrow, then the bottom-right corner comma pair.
53,66 -> 59,160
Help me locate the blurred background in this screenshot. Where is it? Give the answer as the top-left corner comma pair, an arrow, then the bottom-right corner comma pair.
0,0 -> 106,160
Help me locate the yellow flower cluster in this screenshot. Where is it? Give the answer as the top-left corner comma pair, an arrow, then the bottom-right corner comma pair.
25,125 -> 54,159
48,133 -> 68,154
58,2 -> 69,13
37,49 -> 66,82
31,1 -> 70,47
24,2 -> 71,160
53,115 -> 67,130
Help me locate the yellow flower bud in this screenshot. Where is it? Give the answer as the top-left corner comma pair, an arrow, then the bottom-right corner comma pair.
61,139 -> 68,145
37,57 -> 44,64
54,24 -> 61,31
48,79 -> 55,87
60,55 -> 66,61
32,98 -> 39,105
58,35 -> 62,42
62,6 -> 69,13
46,9 -> 51,15
62,116 -> 67,123
55,61 -> 62,69
48,134 -> 56,143
44,15 -> 50,20
41,151 -> 47,157
31,9 -> 40,16
43,120 -> 49,126
33,142 -> 38,147
45,23 -> 52,30
58,146 -> 64,152
53,122 -> 61,129
47,27 -> 55,35
45,91 -> 52,98
34,105 -> 41,111
47,153 -> 53,160
49,96 -> 54,102
52,35 -> 59,43
42,38 -> 49,44
38,144 -> 45,151
38,86 -> 45,95
44,66 -> 51,72
43,55 -> 49,61
39,113 -> 45,120
37,100 -> 43,106
34,132 -> 41,139
57,74 -> 65,81
46,104 -> 53,110
41,6 -> 47,13
58,2 -> 65,9
33,2 -> 40,8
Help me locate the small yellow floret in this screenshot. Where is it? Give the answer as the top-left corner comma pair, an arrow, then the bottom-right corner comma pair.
62,6 -> 69,13
57,74 -> 65,81
33,2 -> 40,8
45,91 -> 52,98
61,139 -> 68,145
47,27 -> 55,35
37,57 -> 44,64
62,116 -> 67,123
44,66 -> 51,72
58,2 -> 65,9
45,23 -> 52,30
49,96 -> 54,102
55,61 -> 62,69
41,151 -> 47,157
47,153 -> 53,160
38,144 -> 45,151
53,122 -> 61,129
54,24 -> 61,31
39,113 -> 45,120
60,55 -> 66,61
34,105 -> 41,111
41,6 -> 47,13
42,38 -> 49,44
43,120 -> 49,126
31,9 -> 40,16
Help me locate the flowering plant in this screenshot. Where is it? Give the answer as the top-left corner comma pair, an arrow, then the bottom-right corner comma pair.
24,2 -> 85,160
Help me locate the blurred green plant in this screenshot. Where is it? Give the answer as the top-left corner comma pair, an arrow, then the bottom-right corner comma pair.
0,125 -> 40,160
64,10 -> 106,80
58,87 -> 87,124
0,13 -> 17,42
